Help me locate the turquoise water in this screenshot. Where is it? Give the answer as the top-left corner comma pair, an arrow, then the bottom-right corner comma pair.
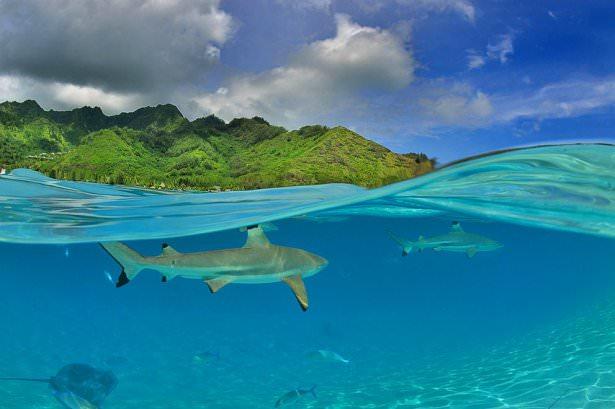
0,143 -> 613,408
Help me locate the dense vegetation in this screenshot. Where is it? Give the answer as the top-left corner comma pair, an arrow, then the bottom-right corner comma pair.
0,100 -> 433,190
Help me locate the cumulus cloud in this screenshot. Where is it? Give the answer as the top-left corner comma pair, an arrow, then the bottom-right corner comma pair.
0,0 -> 233,93
0,74 -> 145,114
415,82 -> 493,127
278,0 -> 476,22
195,14 -> 414,127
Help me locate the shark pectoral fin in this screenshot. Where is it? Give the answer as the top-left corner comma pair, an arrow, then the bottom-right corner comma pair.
282,275 -> 309,312
205,277 -> 233,293
466,247 -> 477,258
116,270 -> 130,288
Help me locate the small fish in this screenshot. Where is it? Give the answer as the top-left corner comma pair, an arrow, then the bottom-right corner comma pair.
64,248 -> 70,258
103,271 -> 113,284
306,349 -> 350,364
193,351 -> 220,364
275,385 -> 317,408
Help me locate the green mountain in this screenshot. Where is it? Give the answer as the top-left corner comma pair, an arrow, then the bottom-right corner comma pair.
0,100 -> 433,190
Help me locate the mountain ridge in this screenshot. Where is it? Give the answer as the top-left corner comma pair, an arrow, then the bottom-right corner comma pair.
0,100 -> 433,190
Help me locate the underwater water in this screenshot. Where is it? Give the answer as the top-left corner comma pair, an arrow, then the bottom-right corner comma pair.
0,143 -> 613,408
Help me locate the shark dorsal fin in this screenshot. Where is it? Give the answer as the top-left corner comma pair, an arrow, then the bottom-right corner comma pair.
161,243 -> 181,256
243,226 -> 271,248
451,222 -> 464,232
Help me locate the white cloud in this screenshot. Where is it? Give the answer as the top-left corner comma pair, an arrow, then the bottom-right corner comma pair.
487,34 -> 514,64
494,77 -> 615,123
49,84 -> 143,113
466,50 -> 486,69
416,82 -> 493,127
280,0 -> 476,22
400,0 -> 476,22
195,14 -> 414,127
0,75 -> 144,114
466,33 -> 514,70
276,0 -> 332,11
411,77 -> 615,131
0,0 -> 234,93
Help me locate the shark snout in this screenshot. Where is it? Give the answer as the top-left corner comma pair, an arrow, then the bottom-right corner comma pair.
314,254 -> 328,269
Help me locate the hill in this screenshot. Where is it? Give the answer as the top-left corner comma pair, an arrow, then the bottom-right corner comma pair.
0,100 -> 433,190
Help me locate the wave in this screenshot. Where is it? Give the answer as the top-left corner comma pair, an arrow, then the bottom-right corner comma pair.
0,143 -> 613,243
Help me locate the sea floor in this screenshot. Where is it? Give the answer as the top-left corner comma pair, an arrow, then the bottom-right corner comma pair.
2,301 -> 615,408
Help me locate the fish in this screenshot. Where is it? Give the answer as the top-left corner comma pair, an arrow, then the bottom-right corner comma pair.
0,363 -> 118,409
103,271 -> 113,284
388,222 -> 502,258
193,351 -> 220,364
100,225 -> 328,311
306,349 -> 350,364
275,385 -> 317,407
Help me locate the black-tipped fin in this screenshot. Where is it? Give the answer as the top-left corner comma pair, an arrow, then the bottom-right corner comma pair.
282,275 -> 309,311
161,243 -> 181,256
116,270 -> 130,288
243,226 -> 271,248
205,277 -> 233,293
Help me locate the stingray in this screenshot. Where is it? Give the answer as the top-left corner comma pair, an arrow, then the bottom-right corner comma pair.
0,363 -> 118,408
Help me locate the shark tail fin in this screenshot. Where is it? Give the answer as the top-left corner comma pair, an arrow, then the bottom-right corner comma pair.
99,242 -> 146,287
386,230 -> 413,256
309,385 -> 317,399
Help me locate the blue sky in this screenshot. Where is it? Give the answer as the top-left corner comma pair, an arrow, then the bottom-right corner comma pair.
1,0 -> 613,162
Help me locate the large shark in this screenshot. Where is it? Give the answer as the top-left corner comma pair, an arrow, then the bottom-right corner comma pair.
100,225 -> 328,311
389,222 -> 502,258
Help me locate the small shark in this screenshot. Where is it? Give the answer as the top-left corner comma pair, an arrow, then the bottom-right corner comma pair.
389,222 -> 502,258
275,385 -> 317,407
100,225 -> 328,311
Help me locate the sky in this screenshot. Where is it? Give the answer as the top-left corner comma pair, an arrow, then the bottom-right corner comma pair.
0,0 -> 614,162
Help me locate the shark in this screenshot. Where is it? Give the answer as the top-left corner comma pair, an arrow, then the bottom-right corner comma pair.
100,225 -> 328,311
389,222 -> 502,258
